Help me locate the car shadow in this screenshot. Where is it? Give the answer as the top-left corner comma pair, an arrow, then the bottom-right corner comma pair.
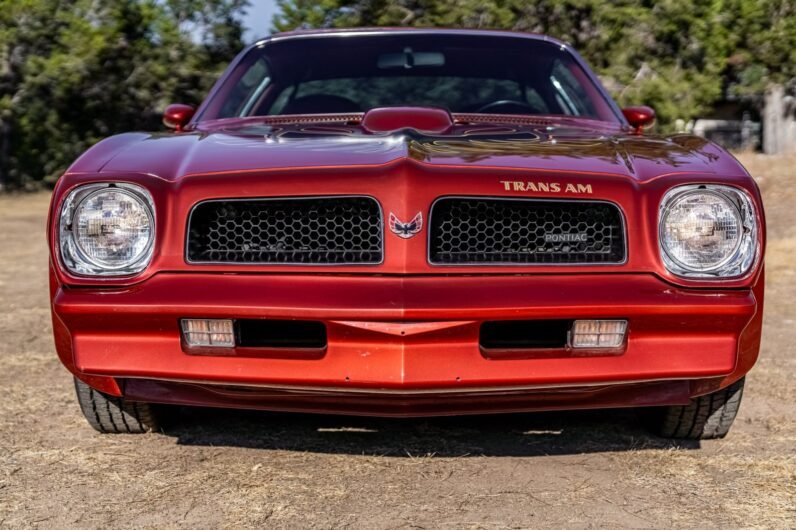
162,407 -> 700,456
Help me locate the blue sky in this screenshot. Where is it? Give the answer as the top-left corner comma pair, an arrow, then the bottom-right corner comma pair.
243,0 -> 281,41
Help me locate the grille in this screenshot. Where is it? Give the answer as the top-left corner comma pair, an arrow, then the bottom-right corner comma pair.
187,197 -> 383,264
429,198 -> 625,265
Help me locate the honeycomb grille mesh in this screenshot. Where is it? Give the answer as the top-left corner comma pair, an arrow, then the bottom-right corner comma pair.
430,198 -> 625,264
187,197 -> 383,264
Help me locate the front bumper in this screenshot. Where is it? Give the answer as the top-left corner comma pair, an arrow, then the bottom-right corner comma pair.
51,272 -> 760,414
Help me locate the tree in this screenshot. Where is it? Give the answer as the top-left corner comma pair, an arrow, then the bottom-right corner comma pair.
0,0 -> 249,189
722,0 -> 796,102
274,0 -> 796,130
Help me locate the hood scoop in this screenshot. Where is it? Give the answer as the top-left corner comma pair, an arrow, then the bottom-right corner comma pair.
361,107 -> 454,134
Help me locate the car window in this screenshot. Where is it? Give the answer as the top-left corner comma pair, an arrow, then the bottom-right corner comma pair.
218,58 -> 271,118
549,59 -> 597,116
270,77 -> 524,115
199,34 -> 621,123
524,87 -> 550,114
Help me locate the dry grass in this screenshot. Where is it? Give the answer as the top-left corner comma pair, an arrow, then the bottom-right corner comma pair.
0,158 -> 794,528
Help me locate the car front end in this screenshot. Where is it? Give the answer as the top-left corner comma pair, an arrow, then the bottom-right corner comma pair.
48,29 -> 765,438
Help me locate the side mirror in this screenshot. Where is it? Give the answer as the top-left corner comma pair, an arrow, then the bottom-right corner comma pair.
622,106 -> 656,134
163,104 -> 196,131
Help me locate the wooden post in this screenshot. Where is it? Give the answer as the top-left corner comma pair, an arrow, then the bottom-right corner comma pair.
764,84 -> 796,154
0,118 -> 8,191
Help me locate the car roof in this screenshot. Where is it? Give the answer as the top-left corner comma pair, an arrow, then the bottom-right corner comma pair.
260,27 -> 569,50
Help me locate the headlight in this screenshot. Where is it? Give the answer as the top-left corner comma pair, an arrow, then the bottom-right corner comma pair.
659,185 -> 758,278
59,183 -> 155,276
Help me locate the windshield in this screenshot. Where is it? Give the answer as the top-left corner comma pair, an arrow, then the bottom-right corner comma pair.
198,33 -> 621,123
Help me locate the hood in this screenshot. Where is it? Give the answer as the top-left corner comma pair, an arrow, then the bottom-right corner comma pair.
68,120 -> 748,183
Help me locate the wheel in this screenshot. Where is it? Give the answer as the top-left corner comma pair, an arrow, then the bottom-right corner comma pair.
647,378 -> 745,440
73,377 -> 159,433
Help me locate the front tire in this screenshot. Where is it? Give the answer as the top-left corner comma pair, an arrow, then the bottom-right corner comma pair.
74,377 -> 159,433
648,378 -> 745,440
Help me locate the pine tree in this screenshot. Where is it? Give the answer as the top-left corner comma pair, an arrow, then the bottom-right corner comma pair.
0,0 -> 249,188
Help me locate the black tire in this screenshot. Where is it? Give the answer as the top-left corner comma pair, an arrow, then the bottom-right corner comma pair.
73,377 -> 159,434
648,378 -> 745,440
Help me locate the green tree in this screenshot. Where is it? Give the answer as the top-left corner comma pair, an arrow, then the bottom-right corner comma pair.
274,0 -> 796,129
0,0 -> 248,189
723,0 -> 796,102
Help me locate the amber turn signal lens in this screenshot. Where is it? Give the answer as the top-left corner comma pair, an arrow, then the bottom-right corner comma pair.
181,319 -> 235,347
570,320 -> 627,348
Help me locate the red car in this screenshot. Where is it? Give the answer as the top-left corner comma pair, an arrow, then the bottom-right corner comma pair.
48,28 -> 764,439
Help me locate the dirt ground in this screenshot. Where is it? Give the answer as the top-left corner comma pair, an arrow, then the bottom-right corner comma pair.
0,153 -> 794,529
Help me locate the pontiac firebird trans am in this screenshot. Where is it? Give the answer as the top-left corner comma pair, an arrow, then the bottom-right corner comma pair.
48,28 -> 765,439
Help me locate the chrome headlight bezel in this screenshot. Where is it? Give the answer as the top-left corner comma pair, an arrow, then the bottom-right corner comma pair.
59,183 -> 156,276
658,184 -> 759,279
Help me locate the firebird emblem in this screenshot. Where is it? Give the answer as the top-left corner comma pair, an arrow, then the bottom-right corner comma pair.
389,212 -> 423,239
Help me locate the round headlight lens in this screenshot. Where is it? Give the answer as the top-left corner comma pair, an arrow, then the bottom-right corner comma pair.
659,185 -> 758,278
59,184 -> 155,276
73,189 -> 153,268
661,191 -> 741,271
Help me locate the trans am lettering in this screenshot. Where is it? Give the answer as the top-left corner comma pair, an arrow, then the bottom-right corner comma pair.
500,181 -> 593,194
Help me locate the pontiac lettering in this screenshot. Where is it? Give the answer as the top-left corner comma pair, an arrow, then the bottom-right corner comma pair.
544,233 -> 589,243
